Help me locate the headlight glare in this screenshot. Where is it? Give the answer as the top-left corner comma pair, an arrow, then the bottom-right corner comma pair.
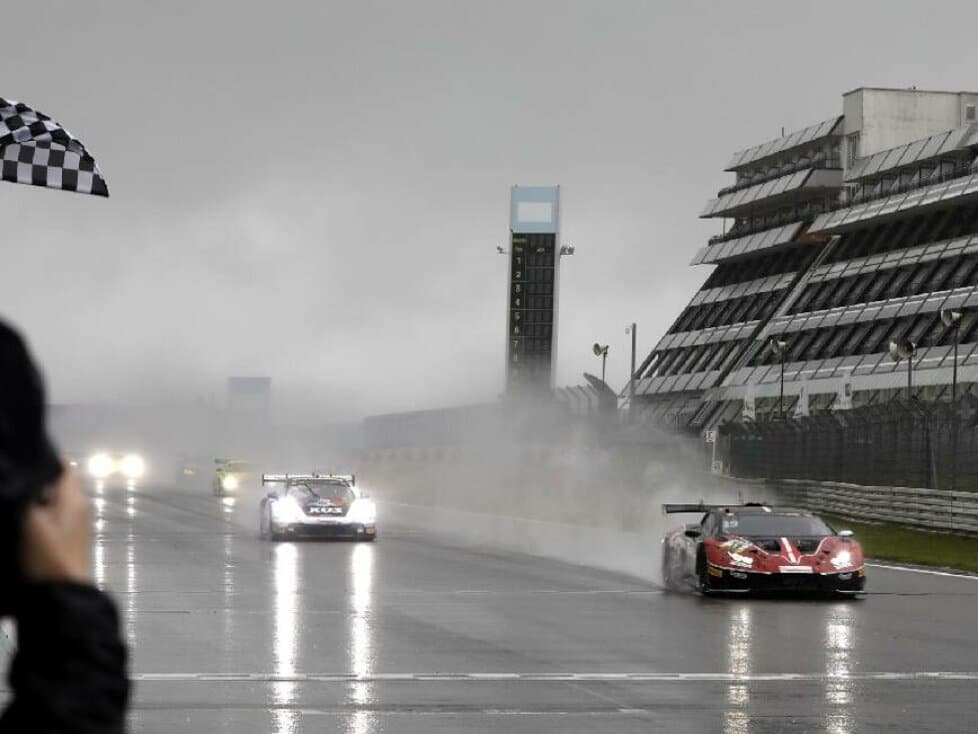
271,496 -> 303,523
222,475 -> 239,491
347,498 -> 377,524
830,549 -> 853,569
88,453 -> 114,479
121,454 -> 145,479
727,551 -> 754,568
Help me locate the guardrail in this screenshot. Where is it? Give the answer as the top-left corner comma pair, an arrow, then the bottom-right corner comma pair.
766,479 -> 978,536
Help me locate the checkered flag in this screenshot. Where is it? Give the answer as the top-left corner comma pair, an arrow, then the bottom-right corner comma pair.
0,97 -> 108,197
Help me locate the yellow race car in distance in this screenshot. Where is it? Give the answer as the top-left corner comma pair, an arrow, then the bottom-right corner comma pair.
213,459 -> 253,496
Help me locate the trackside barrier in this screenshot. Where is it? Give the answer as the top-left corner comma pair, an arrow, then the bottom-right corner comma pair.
756,478 -> 978,536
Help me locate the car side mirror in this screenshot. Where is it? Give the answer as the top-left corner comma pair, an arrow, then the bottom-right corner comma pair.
837,529 -> 854,538
684,528 -> 702,539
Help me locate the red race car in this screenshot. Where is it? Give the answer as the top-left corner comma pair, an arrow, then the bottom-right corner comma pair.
661,502 -> 865,595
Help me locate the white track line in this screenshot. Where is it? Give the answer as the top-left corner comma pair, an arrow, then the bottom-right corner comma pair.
131,671 -> 978,683
295,709 -> 653,717
867,561 -> 978,580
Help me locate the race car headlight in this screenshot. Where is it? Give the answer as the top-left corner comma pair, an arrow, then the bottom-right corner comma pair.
88,453 -> 114,479
830,549 -> 853,570
271,497 -> 303,523
347,498 -> 377,524
121,454 -> 145,479
221,475 -> 239,491
726,551 -> 754,568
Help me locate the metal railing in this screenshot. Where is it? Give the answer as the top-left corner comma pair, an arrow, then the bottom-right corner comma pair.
838,160 -> 974,210
718,159 -> 840,198
761,478 -> 978,535
707,204 -> 830,246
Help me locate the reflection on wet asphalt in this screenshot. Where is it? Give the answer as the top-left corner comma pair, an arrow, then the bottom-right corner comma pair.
87,486 -> 978,733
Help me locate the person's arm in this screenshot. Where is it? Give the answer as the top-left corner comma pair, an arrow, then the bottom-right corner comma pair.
1,469 -> 129,733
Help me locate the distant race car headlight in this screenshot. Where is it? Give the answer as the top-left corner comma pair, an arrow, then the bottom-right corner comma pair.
88,453 -> 114,479
347,498 -> 377,524
271,496 -> 303,523
830,549 -> 853,570
222,475 -> 239,491
121,454 -> 145,479
726,551 -> 754,568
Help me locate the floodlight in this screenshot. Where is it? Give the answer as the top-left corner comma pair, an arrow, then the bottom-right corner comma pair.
941,308 -> 962,328
888,338 -> 916,361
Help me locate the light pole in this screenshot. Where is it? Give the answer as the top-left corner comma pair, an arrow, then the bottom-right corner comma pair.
942,308 -> 963,490
626,323 -> 637,417
769,338 -> 788,418
890,337 -> 931,485
592,343 -> 609,383
888,338 -> 918,398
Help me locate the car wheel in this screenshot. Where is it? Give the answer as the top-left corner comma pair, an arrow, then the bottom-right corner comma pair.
696,546 -> 713,594
661,550 -> 677,591
260,506 -> 276,541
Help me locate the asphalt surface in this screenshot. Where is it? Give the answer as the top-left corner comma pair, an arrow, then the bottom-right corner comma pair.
82,485 -> 978,732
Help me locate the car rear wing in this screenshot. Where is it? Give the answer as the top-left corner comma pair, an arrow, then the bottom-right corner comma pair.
262,473 -> 356,486
662,502 -> 720,515
662,501 -> 770,515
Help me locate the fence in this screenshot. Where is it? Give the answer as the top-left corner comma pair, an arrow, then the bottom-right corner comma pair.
722,396 -> 978,491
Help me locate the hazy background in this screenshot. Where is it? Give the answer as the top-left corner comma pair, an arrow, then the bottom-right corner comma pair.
2,0 -> 977,421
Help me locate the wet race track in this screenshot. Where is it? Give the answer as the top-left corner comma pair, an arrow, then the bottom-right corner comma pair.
90,485 -> 978,733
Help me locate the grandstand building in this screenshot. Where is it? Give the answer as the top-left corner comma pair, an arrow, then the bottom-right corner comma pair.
633,87 -> 978,430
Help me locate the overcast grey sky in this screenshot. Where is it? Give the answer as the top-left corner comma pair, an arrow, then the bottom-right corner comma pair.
2,0 -> 978,420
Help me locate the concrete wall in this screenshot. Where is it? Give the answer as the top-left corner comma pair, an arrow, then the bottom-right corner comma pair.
844,88 -> 978,159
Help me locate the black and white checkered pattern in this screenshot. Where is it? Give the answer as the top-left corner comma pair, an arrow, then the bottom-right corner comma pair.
0,98 -> 108,197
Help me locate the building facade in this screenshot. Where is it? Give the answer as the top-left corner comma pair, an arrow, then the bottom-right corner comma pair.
633,87 -> 978,431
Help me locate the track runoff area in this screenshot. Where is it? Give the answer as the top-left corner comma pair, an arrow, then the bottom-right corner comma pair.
92,484 -> 978,733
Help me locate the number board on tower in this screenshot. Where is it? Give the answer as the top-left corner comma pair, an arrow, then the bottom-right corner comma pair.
507,232 -> 556,392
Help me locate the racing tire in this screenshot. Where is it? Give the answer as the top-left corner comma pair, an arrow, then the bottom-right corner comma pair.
661,551 -> 678,591
260,506 -> 280,541
696,546 -> 714,594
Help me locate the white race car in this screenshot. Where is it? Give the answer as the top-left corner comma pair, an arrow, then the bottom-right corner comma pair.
259,473 -> 376,541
